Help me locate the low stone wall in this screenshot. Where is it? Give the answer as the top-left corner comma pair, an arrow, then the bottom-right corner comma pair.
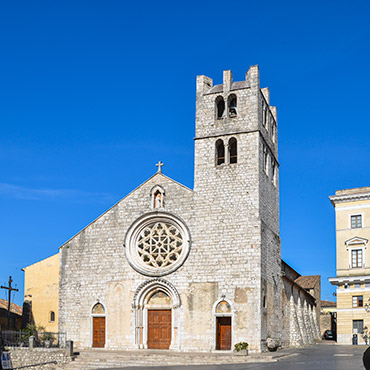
6,347 -> 71,370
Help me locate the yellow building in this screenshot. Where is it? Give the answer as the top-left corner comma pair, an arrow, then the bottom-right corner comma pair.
329,186 -> 370,344
22,253 -> 59,332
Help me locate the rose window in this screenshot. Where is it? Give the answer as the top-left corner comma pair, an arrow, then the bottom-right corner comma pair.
137,222 -> 183,268
124,213 -> 191,276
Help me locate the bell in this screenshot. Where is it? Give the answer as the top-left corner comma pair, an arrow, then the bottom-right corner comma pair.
229,107 -> 237,116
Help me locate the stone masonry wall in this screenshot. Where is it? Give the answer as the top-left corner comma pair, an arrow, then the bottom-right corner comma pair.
258,86 -> 281,349
281,278 -> 321,347
194,67 -> 266,350
8,347 -> 71,370
59,171 -> 264,352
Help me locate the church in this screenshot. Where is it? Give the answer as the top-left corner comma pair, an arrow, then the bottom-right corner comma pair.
24,66 -> 321,352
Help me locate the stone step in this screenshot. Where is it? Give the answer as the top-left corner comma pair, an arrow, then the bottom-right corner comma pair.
64,350 -> 277,369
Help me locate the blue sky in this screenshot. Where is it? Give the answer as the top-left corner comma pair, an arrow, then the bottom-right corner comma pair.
1,0 -> 370,306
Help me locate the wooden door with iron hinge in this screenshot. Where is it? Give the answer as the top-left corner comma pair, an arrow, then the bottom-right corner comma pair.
93,316 -> 105,348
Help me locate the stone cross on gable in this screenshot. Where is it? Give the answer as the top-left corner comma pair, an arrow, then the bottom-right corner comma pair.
156,161 -> 164,173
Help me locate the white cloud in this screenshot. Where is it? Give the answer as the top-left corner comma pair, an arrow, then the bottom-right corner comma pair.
0,183 -> 114,203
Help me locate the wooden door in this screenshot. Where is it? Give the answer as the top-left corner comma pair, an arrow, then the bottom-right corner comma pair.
147,309 -> 171,349
93,317 -> 105,348
216,317 -> 231,350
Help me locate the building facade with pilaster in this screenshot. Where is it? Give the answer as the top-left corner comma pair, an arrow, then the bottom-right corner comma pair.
329,187 -> 370,344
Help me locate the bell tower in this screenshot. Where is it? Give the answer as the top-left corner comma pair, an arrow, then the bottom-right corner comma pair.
194,66 -> 278,211
193,66 -> 282,349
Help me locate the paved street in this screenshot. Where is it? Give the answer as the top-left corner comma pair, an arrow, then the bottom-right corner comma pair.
103,343 -> 367,370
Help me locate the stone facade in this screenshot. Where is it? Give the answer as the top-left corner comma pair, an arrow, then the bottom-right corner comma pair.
25,66 -> 320,353
281,262 -> 320,346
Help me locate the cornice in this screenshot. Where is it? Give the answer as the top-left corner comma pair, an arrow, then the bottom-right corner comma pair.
329,275 -> 370,285
329,192 -> 370,206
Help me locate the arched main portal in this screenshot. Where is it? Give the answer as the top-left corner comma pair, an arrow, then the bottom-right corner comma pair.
133,278 -> 181,350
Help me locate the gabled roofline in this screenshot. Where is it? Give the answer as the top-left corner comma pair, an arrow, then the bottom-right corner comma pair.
281,261 -> 317,304
295,275 -> 321,289
59,172 -> 193,250
22,252 -> 59,271
0,299 -> 23,315
282,274 -> 317,303
281,259 -> 301,278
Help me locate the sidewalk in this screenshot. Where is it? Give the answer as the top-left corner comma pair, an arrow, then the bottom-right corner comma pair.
65,347 -> 299,369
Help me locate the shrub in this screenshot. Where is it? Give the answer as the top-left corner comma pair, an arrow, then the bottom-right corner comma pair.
234,342 -> 249,351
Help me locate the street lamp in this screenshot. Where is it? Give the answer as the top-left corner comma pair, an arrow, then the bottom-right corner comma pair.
364,298 -> 370,312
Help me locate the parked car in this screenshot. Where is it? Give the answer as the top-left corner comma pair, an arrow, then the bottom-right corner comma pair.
323,330 -> 334,340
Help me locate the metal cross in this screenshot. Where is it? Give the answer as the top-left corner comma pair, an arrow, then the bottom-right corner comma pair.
1,276 -> 19,330
156,161 -> 164,173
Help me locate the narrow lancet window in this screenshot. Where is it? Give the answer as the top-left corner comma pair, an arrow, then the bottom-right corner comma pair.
272,161 -> 277,185
264,106 -> 268,128
150,185 -> 165,209
50,311 -> 55,322
229,138 -> 237,164
216,139 -> 225,165
264,147 -> 269,174
228,94 -> 237,117
271,122 -> 275,142
216,96 -> 225,119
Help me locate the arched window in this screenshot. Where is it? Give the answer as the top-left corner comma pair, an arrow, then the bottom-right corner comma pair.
216,139 -> 225,165
228,138 -> 237,164
215,96 -> 225,119
228,94 -> 237,117
50,311 -> 55,322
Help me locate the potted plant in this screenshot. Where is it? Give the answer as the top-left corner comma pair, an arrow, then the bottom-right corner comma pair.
234,341 -> 249,355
